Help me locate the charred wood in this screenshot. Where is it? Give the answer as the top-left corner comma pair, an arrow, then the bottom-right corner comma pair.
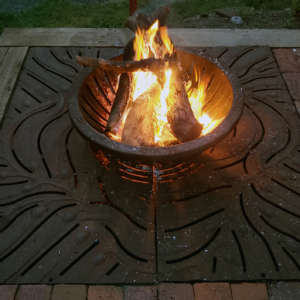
122,82 -> 162,147
124,5 -> 170,32
166,76 -> 203,143
155,125 -> 180,147
105,73 -> 133,134
104,39 -> 135,134
77,57 -> 166,77
76,56 -> 188,87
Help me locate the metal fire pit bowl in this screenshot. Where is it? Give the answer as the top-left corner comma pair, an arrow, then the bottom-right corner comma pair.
68,49 -> 244,165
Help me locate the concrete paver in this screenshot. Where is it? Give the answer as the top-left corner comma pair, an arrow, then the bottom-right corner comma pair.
268,282 -> 300,300
231,283 -> 268,300
1,28 -> 300,47
194,283 -> 232,300
273,49 -> 300,73
158,283 -> 194,300
294,101 -> 300,117
292,48 -> 300,60
0,285 -> 18,300
88,286 -> 123,300
15,285 -> 52,300
51,285 -> 86,300
283,73 -> 300,101
124,286 -> 157,300
2,33 -> 300,300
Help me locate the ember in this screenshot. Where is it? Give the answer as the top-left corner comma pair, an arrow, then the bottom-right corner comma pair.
76,5 -> 225,148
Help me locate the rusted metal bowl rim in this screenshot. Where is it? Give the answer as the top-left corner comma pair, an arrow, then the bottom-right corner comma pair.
68,48 -> 244,162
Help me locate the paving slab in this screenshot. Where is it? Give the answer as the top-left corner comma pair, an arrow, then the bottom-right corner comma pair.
15,285 -> 52,300
0,46 -> 28,126
292,48 -> 300,59
1,28 -> 300,47
294,101 -> 300,117
231,283 -> 268,300
124,286 -> 157,300
283,73 -> 300,101
268,282 -> 300,300
1,46 -> 300,284
158,284 -> 194,300
51,285 -> 86,300
88,286 -> 123,300
273,49 -> 300,73
0,285 -> 18,300
194,283 -> 232,300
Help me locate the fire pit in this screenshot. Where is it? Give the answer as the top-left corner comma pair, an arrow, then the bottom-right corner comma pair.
69,50 -> 243,165
68,6 -> 244,165
69,41 -> 244,165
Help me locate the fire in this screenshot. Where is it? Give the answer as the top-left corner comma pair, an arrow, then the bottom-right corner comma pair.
132,20 -> 174,143
112,20 -> 222,144
187,68 -> 224,136
155,69 -> 172,143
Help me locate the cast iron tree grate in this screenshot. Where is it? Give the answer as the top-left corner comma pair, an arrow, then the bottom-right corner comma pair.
0,46 -> 299,283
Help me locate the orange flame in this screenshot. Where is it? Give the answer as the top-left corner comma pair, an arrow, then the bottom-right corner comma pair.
110,20 -> 222,144
188,67 -> 223,135
132,21 -> 174,143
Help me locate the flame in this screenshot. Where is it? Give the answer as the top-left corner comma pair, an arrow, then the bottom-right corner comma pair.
132,20 -> 174,143
187,67 -> 223,136
155,69 -> 172,143
111,20 -> 222,144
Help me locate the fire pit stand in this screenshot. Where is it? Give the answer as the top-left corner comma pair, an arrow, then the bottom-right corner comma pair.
0,46 -> 300,283
68,48 -> 244,165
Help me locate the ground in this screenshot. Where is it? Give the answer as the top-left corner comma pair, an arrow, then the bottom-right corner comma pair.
0,0 -> 299,34
169,8 -> 295,29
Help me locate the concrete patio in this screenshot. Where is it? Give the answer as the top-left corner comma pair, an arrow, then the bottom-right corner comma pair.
0,28 -> 300,300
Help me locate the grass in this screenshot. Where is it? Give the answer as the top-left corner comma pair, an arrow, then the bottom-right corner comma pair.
294,0 -> 300,21
0,0 -> 299,35
0,0 -> 147,35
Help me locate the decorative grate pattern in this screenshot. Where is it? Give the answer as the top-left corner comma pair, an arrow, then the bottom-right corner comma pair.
0,46 -> 300,283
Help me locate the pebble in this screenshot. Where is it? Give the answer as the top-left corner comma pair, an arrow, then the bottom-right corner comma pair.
230,16 -> 243,25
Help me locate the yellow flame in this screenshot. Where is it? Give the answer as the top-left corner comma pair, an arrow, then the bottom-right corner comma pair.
155,69 -> 172,143
132,20 -> 174,143
188,67 -> 223,136
132,21 -> 160,102
110,20 -> 223,144
198,113 -> 223,135
132,72 -> 157,101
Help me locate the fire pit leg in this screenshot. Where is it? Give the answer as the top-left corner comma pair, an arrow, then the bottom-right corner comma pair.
129,0 -> 137,15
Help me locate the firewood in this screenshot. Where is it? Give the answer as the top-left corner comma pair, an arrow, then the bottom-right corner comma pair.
122,82 -> 162,147
105,39 -> 135,134
125,12 -> 151,33
105,73 -> 133,134
77,56 -> 167,78
124,5 -> 171,32
76,56 -> 188,87
151,5 -> 170,27
156,125 -> 180,147
166,76 -> 203,143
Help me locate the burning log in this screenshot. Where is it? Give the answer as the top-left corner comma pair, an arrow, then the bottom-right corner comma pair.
76,57 -> 167,79
125,4 -> 170,32
106,73 -> 133,135
166,76 -> 203,143
122,82 -> 162,147
76,56 -> 188,87
105,38 -> 135,134
75,3 -> 204,146
156,125 -> 180,147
